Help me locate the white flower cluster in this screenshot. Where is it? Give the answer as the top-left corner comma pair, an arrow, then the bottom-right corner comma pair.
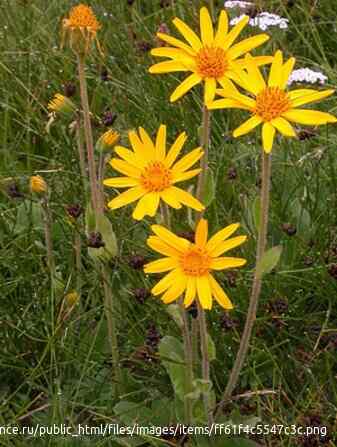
224,1 -> 253,8
288,68 -> 328,85
230,13 -> 289,31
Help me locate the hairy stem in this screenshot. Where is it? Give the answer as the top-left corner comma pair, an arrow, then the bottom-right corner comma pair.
216,152 -> 272,416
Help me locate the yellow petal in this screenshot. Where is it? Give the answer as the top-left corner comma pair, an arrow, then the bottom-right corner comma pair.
209,275 -> 233,309
149,60 -> 190,74
144,257 -> 178,273
209,235 -> 247,257
218,76 -> 241,96
280,57 -> 296,90
184,277 -> 197,308
114,146 -> 146,168
107,186 -> 145,210
210,257 -> 247,270
214,10 -> 229,47
162,276 -> 187,304
173,17 -> 202,51
169,186 -> 205,211
155,32 -> 196,56
195,218 -> 208,247
151,269 -> 180,295
288,89 -> 318,100
165,132 -> 187,168
151,224 -> 191,251
110,158 -> 141,178
155,124 -> 166,161
160,188 -> 183,209
208,98 -> 246,110
206,223 -> 240,252
103,177 -> 139,188
172,168 -> 202,184
290,89 -> 335,108
227,66 -> 258,95
245,54 -> 267,93
204,78 -> 217,104
262,122 -> 276,153
227,34 -> 269,61
151,47 -> 190,59
147,236 -> 180,257
172,147 -> 203,172
200,7 -> 214,46
196,275 -> 212,310
128,130 -> 144,157
132,192 -> 160,220
283,109 -> 337,125
138,127 -> 156,157
170,73 -> 202,102
268,50 -> 283,87
271,117 -> 296,137
233,115 -> 262,138
222,15 -> 249,51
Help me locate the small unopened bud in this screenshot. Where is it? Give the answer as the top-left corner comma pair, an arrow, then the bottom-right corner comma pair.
281,223 -> 297,236
66,204 -> 83,220
87,231 -> 105,248
133,288 -> 150,304
7,182 -> 23,199
96,129 -> 120,153
128,255 -> 146,270
102,111 -> 117,127
30,175 -> 47,194
65,291 -> 80,307
64,82 -> 76,98
48,93 -> 76,116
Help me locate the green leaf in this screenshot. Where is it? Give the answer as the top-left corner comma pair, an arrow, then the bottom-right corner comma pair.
14,200 -> 44,234
85,203 -> 95,232
202,168 -> 216,208
207,333 -> 216,362
256,245 -> 283,277
113,401 -> 152,426
166,305 -> 183,329
158,336 -> 188,401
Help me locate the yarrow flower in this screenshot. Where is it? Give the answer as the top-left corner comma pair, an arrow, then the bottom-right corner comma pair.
288,68 -> 328,86
149,7 -> 271,104
209,50 -> 337,152
224,1 -> 253,9
62,4 -> 101,56
144,219 -> 247,310
230,12 -> 288,31
96,129 -> 120,152
104,125 -> 204,220
48,93 -> 76,116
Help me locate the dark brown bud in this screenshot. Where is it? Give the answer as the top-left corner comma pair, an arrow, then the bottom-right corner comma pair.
220,314 -> 238,331
100,68 -> 109,82
133,288 -> 150,304
227,167 -> 237,180
128,254 -> 147,270
328,263 -> 337,280
177,231 -> 195,243
66,204 -> 83,220
7,182 -> 23,199
136,40 -> 153,53
268,297 -> 288,315
87,232 -> 105,248
145,323 -> 161,351
102,111 -> 117,127
64,82 -> 76,98
281,223 -> 297,236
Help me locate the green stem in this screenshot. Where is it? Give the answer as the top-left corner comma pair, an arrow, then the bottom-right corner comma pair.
75,117 -> 88,196
196,106 -> 211,219
41,197 -> 55,278
216,151 -> 272,417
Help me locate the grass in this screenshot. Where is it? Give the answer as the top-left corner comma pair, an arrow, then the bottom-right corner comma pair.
0,0 -> 336,445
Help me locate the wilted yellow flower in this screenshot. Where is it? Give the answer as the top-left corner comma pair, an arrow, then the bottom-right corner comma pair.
149,7 -> 271,104
48,93 -> 76,116
209,50 -> 337,152
62,4 -> 101,56
96,129 -> 120,152
144,219 -> 247,310
104,125 -> 204,220
65,291 -> 80,307
30,175 -> 47,194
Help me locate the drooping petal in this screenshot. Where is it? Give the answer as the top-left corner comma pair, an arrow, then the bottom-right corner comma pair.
283,109 -> 337,125
132,192 -> 160,220
165,132 -> 187,168
200,7 -> 214,46
147,236 -> 180,257
290,89 -> 335,108
155,32 -> 196,56
209,275 -> 233,309
161,276 -> 187,304
172,147 -> 203,173
214,10 -> 229,47
144,257 -> 178,273
271,117 -> 296,137
204,78 -> 217,104
109,158 -> 141,178
184,277 -> 197,307
196,275 -> 212,310
172,168 -> 201,183
103,177 -> 139,188
170,73 -> 202,102
173,17 -> 202,51
155,124 -> 167,160
160,188 -> 183,209
210,257 -> 247,270
169,186 -> 204,211
195,218 -> 208,247
149,60 -> 190,74
206,223 -> 240,252
222,15 -> 249,51
107,186 -> 145,210
262,122 -> 276,153
233,115 -> 263,138
208,235 -> 247,257
151,269 -> 180,295
114,146 -> 147,168
151,47 -> 189,59
227,34 -> 269,61
268,50 -> 283,87
151,224 -> 191,251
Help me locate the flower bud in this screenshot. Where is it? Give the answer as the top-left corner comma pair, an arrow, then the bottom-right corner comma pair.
96,129 -> 120,153
48,93 -> 76,116
30,175 -> 47,195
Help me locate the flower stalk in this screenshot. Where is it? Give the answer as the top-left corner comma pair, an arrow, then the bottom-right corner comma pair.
216,151 -> 272,415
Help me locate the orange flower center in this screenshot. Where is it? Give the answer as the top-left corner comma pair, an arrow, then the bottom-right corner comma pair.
196,46 -> 228,79
140,161 -> 172,192
181,246 -> 211,276
67,4 -> 100,31
255,87 -> 290,122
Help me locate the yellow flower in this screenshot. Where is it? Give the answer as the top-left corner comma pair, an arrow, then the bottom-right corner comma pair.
30,175 -> 47,194
96,129 -> 120,152
62,4 -> 101,56
144,219 -> 247,310
103,125 -> 204,220
65,291 -> 80,308
209,50 -> 337,152
48,93 -> 76,115
149,7 -> 271,104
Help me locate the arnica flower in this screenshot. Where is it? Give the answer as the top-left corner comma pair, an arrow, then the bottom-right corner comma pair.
96,129 -> 120,153
103,125 -> 204,220
48,93 -> 76,116
149,7 -> 270,104
30,175 -> 47,194
209,50 -> 337,152
62,4 -> 101,56
144,219 -> 247,310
